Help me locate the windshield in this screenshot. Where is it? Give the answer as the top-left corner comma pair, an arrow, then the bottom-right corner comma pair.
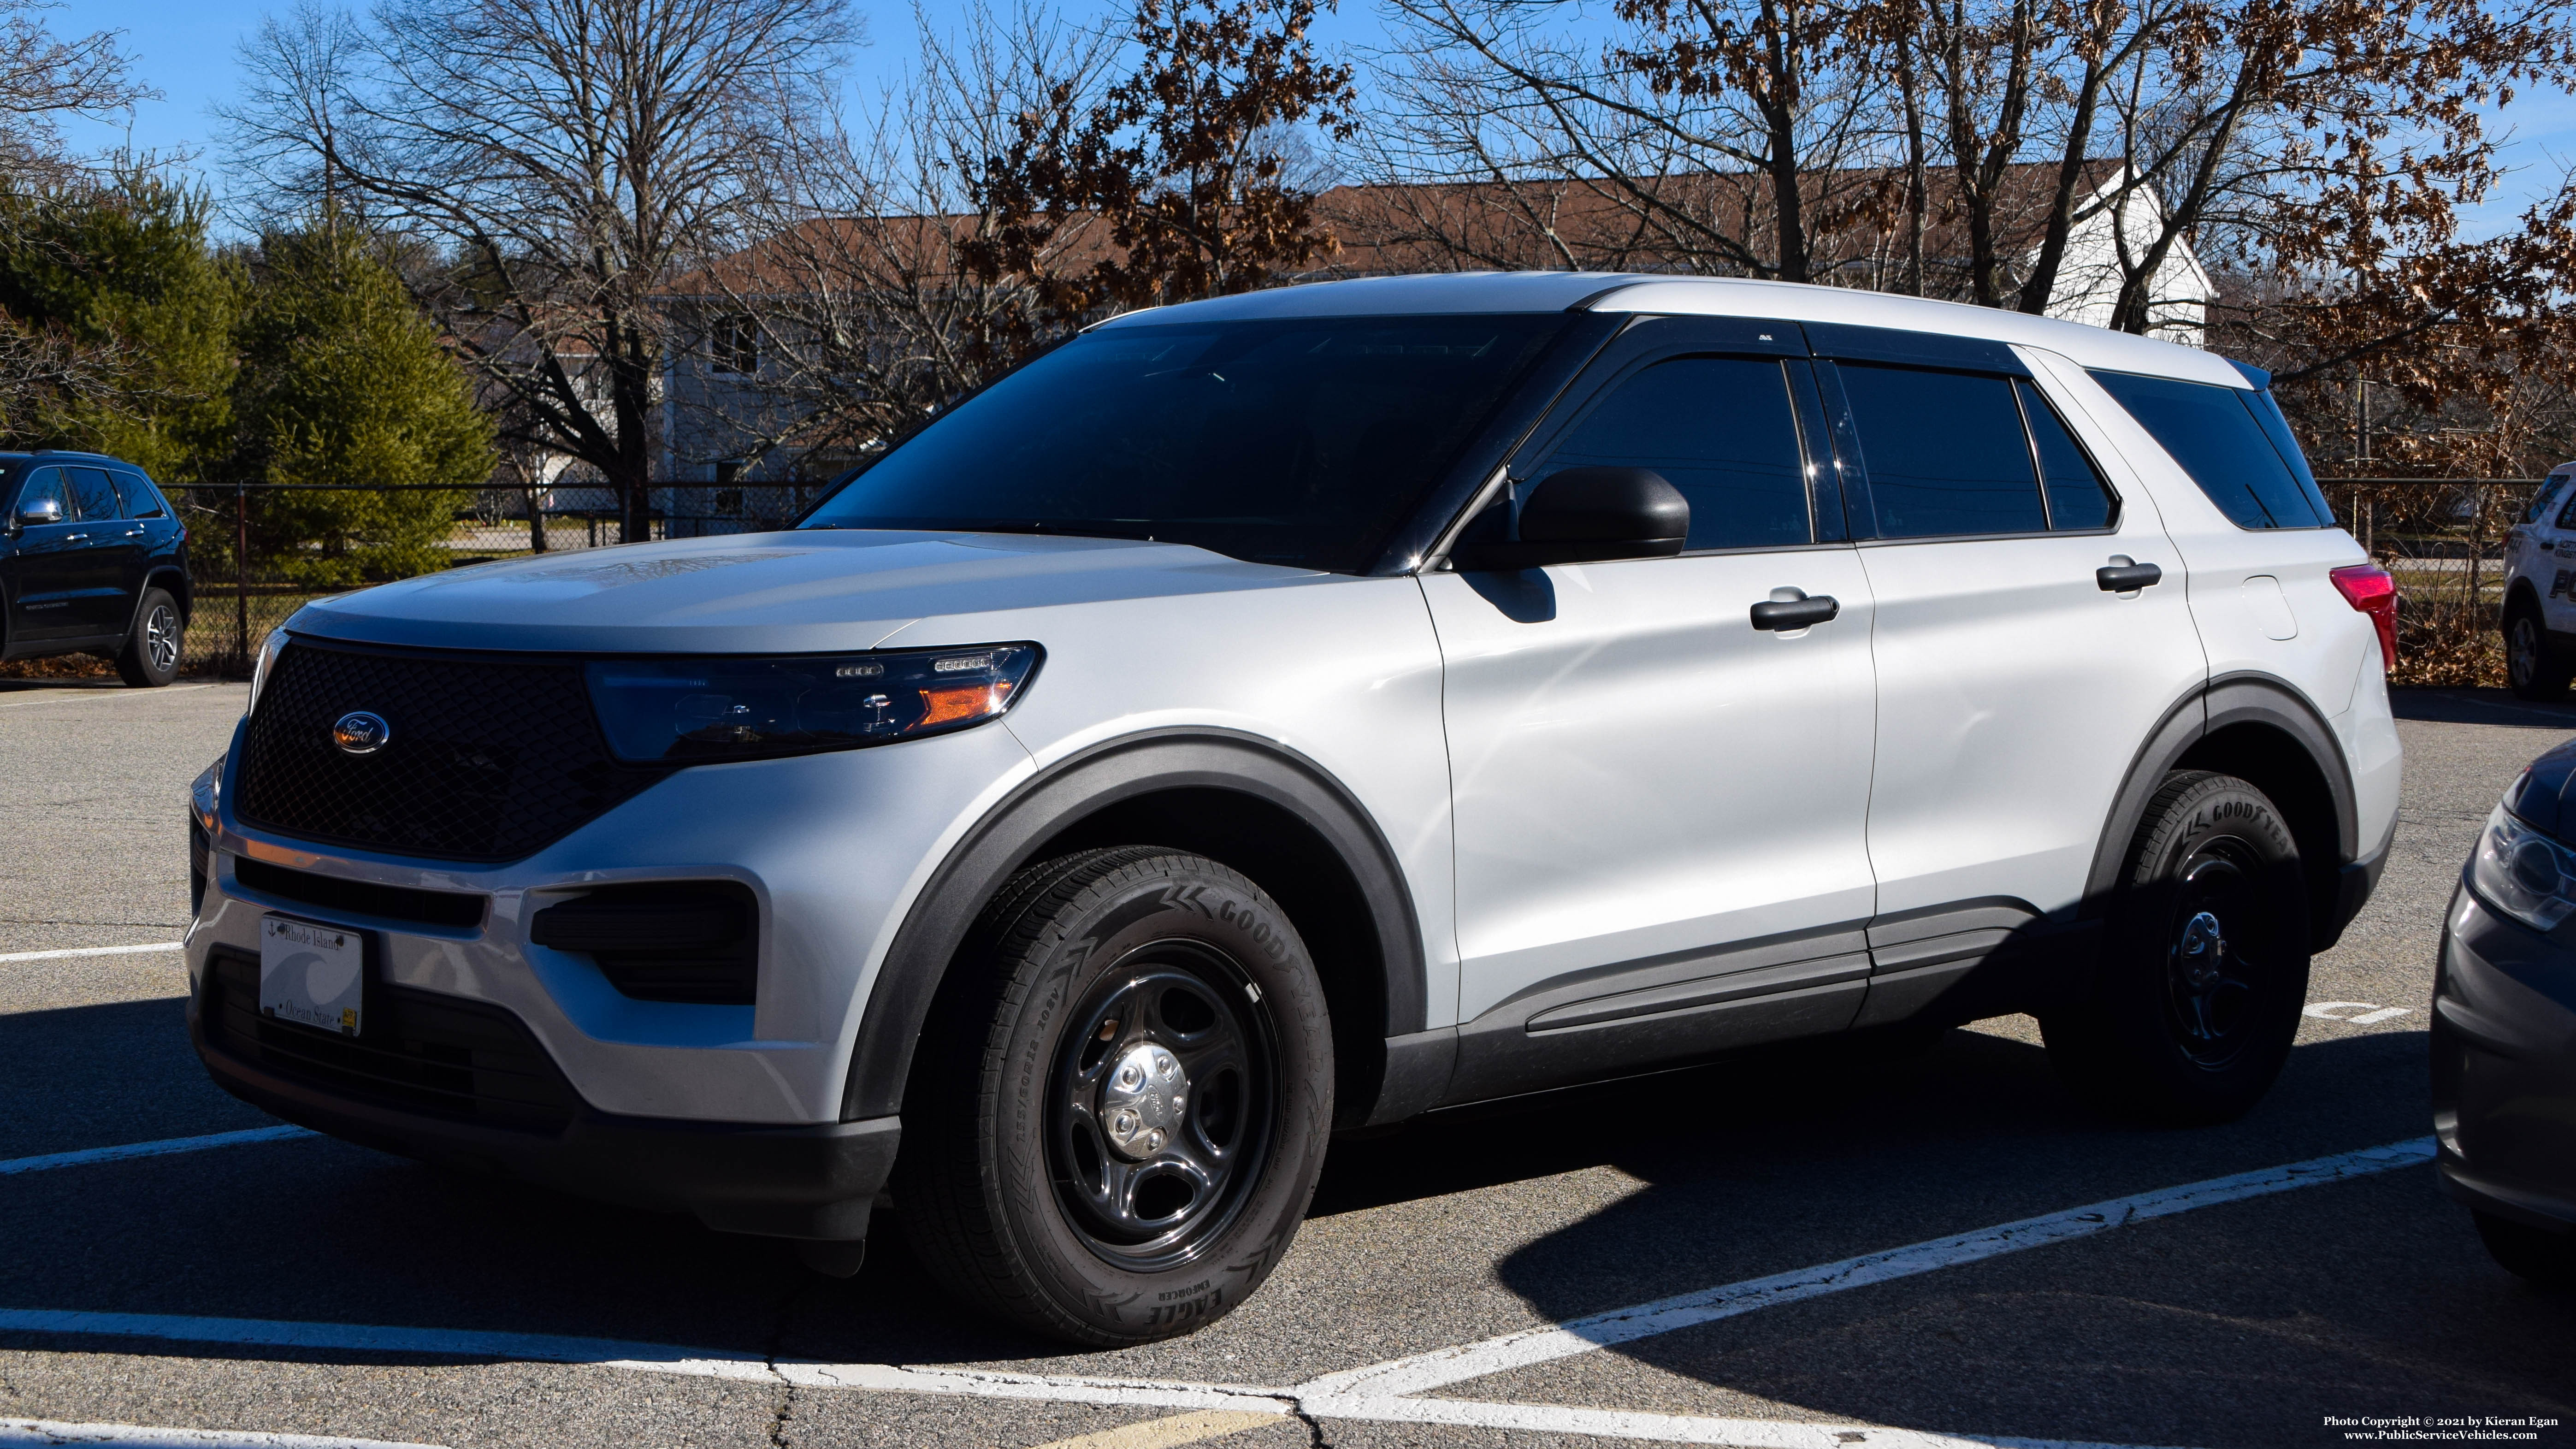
800,313 -> 1571,573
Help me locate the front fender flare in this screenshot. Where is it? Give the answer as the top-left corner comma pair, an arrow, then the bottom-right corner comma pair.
838,728 -> 1428,1122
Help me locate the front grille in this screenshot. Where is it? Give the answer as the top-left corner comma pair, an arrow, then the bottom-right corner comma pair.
203,945 -> 579,1132
234,639 -> 668,862
232,855 -> 488,930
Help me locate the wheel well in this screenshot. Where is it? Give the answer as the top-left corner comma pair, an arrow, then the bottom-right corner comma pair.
2506,579 -> 2541,621
1027,787 -> 1390,1127
143,566 -> 191,624
2175,721 -> 2343,943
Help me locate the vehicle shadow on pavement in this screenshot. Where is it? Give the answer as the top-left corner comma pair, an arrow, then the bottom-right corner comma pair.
2393,685 -> 2576,729
1459,1026 -> 2576,1449
5,992 -> 2570,1445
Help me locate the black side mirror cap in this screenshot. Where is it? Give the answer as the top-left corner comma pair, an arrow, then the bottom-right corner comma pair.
1448,467 -> 1690,571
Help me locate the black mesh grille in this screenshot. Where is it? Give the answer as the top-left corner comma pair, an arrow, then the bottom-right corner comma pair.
234,639 -> 667,862
203,945 -> 580,1133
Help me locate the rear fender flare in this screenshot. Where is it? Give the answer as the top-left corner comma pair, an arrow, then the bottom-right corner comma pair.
2082,671 -> 2359,944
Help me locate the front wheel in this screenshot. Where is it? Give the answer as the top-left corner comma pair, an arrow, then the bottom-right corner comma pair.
2043,771 -> 2311,1124
2474,1211 -> 2576,1291
895,848 -> 1334,1345
116,588 -> 183,687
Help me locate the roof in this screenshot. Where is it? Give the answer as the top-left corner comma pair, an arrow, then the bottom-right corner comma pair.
1097,272 -> 2248,388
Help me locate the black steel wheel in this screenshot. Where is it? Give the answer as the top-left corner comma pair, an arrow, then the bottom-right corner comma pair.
1047,946 -> 1277,1270
897,847 -> 1333,1345
2044,771 -> 2311,1124
2158,846 -> 2269,1070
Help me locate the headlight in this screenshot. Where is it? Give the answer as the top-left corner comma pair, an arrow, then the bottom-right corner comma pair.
2469,803 -> 2576,933
245,627 -> 289,715
585,643 -> 1040,763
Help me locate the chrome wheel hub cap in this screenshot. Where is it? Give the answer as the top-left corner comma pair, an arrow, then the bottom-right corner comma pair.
1099,1042 -> 1188,1160
2178,910 -> 2226,989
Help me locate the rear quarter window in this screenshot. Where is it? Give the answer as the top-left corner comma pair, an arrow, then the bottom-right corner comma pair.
2088,370 -> 2334,530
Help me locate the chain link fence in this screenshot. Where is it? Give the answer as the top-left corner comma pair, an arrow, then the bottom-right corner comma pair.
167,483 -> 824,676
13,474 -> 2527,687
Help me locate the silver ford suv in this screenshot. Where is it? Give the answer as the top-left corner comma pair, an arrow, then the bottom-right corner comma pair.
188,272 -> 2401,1344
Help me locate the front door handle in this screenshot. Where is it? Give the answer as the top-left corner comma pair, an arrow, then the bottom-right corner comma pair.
1750,593 -> 1840,631
2097,561 -> 2163,592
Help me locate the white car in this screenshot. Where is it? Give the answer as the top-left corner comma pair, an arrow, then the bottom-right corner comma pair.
186,272 -> 2402,1344
2499,459 -> 2576,698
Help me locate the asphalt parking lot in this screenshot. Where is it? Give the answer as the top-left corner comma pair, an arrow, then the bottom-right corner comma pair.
0,677 -> 2569,1449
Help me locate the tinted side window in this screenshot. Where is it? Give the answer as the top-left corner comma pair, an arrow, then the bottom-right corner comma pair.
2017,381 -> 2116,531
2525,476 -> 2568,525
2553,480 -> 2576,530
1838,364 -> 2044,538
65,467 -> 120,523
112,471 -> 168,519
2089,371 -> 2331,529
13,466 -> 66,521
1541,355 -> 1811,550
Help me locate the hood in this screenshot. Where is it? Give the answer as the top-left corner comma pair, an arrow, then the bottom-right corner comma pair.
287,529 -> 1325,654
2509,736 -> 2576,845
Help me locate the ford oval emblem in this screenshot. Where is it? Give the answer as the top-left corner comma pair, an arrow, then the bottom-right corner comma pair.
332,710 -> 391,756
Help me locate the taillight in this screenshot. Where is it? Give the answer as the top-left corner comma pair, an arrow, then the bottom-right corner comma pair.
2331,563 -> 2398,666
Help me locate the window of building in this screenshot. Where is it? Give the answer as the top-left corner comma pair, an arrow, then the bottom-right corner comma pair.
711,315 -> 758,375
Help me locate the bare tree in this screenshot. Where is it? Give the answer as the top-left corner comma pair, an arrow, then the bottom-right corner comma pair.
0,0 -> 154,184
671,0 -> 1118,473
225,0 -> 853,541
967,0 -> 1359,322
1360,0 -> 1891,282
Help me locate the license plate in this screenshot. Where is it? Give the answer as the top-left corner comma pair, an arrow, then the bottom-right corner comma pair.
260,915 -> 366,1036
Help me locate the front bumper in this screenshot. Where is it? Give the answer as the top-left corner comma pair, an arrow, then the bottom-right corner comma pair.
2432,882 -> 2576,1234
191,986 -> 900,1241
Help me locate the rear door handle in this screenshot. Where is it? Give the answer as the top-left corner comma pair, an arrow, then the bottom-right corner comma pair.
2097,562 -> 2163,592
1750,594 -> 1840,631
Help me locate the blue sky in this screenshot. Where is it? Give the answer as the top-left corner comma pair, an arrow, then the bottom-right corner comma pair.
61,0 -> 2576,241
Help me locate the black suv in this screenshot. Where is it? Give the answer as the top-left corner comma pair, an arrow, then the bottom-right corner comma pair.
0,452 -> 193,686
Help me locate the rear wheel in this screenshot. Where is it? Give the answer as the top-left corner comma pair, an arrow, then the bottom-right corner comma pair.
2043,771 -> 2310,1124
115,588 -> 182,687
2473,1211 -> 2576,1291
2507,602 -> 2574,700
895,848 -> 1333,1345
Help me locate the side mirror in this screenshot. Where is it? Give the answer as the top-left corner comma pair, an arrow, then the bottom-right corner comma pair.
15,498 -> 62,528
1448,467 -> 1689,571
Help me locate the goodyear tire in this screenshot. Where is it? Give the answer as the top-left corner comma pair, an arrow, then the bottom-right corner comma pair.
895,847 -> 1333,1345
2043,771 -> 2311,1124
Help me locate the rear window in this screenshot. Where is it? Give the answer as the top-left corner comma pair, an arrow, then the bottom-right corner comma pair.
2089,371 -> 2334,529
1839,365 -> 2048,538
112,470 -> 168,519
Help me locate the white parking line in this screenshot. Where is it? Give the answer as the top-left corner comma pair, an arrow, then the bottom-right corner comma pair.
1302,1136 -> 2436,1401
0,1136 -> 2431,1449
0,944 -> 184,964
0,1127 -> 318,1177
0,686 -> 218,710
0,1419 -> 441,1448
